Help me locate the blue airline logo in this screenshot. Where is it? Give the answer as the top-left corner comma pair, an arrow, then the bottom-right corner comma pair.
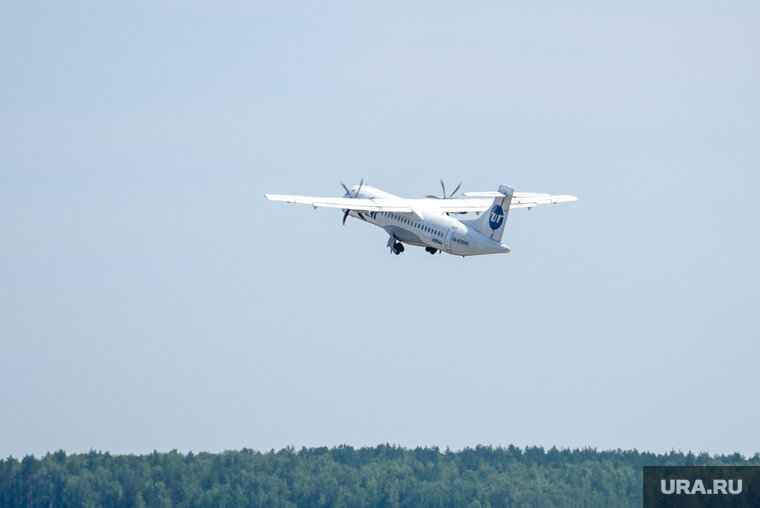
488,205 -> 504,230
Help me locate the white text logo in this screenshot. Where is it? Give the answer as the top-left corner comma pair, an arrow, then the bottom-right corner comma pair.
660,479 -> 743,495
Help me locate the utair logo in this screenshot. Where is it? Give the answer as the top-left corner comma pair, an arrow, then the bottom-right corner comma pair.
488,205 -> 504,230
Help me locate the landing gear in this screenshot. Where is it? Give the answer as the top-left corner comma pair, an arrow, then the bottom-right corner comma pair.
386,234 -> 405,255
425,247 -> 438,255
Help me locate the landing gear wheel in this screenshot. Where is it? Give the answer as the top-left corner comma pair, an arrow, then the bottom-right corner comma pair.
425,247 -> 438,255
393,242 -> 405,255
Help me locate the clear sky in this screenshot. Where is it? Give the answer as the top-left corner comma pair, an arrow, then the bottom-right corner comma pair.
1,1 -> 759,459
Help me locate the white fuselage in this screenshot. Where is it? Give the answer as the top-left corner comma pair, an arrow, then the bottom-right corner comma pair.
346,185 -> 510,256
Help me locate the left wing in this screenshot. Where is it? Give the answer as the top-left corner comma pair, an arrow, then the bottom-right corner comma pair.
264,194 -> 414,213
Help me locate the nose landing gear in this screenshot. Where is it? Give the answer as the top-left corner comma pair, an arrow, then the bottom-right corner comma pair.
425,247 -> 439,255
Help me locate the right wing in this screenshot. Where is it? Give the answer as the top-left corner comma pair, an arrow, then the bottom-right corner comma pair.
463,191 -> 578,210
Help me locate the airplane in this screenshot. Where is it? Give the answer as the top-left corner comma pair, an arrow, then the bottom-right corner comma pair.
265,179 -> 577,257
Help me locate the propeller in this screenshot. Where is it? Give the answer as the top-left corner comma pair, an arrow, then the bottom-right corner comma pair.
425,178 -> 462,199
340,178 -> 365,225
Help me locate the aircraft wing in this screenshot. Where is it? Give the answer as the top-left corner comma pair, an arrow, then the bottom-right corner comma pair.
264,194 -> 414,212
265,194 -> 486,216
265,192 -> 577,215
414,193 -> 578,213
418,198 -> 494,213
458,192 -> 578,210
511,192 -> 578,209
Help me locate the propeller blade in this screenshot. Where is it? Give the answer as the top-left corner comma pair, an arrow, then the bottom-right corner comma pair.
356,177 -> 364,197
439,178 -> 446,199
342,209 -> 350,225
425,195 -> 441,199
340,181 -> 350,195
449,182 -> 462,198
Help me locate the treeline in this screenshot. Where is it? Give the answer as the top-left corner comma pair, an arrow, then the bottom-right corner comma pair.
1,445 -> 758,508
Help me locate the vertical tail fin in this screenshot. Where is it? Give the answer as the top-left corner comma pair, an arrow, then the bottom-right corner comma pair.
468,185 -> 514,242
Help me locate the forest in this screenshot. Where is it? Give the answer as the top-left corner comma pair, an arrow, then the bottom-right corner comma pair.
1,445 -> 758,508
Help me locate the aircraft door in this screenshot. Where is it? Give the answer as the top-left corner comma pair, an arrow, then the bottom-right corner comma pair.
444,226 -> 456,251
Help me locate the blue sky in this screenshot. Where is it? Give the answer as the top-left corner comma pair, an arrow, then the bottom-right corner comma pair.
1,1 -> 759,458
